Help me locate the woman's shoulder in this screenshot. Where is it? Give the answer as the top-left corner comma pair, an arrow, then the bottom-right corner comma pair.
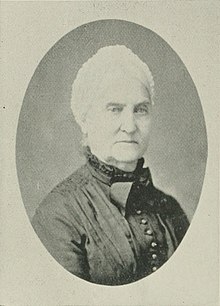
153,186 -> 188,221
32,164 -> 92,220
52,163 -> 92,196
152,185 -> 190,242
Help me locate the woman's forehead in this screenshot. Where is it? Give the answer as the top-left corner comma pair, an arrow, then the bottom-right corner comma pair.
96,76 -> 151,105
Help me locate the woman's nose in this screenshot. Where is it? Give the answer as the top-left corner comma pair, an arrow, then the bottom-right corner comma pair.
120,110 -> 137,133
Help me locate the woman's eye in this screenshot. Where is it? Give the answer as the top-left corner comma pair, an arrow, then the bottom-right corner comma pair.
135,107 -> 148,114
108,106 -> 123,113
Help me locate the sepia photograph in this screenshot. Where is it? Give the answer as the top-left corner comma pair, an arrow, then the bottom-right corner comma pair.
1,1 -> 219,305
16,19 -> 206,285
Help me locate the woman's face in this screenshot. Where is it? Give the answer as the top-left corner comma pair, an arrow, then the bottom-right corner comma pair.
84,76 -> 152,167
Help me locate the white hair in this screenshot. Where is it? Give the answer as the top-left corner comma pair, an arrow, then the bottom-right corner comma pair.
71,45 -> 155,129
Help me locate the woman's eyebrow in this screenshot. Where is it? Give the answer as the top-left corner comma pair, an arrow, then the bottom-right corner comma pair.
105,101 -> 151,108
135,100 -> 151,107
106,102 -> 125,107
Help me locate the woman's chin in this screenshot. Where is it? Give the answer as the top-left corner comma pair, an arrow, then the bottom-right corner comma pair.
111,146 -> 141,163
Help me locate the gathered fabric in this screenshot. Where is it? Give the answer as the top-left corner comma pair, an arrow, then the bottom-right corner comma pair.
32,150 -> 189,285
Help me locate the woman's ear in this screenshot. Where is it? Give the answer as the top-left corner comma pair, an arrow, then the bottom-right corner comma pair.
80,123 -> 87,134
80,109 -> 93,134
81,132 -> 88,147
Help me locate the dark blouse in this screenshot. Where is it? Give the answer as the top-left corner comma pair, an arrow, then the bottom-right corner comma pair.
32,152 -> 189,285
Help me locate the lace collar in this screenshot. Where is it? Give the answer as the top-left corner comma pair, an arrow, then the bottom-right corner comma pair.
84,147 -> 151,186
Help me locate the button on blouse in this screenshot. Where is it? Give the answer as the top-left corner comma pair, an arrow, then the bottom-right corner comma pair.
32,154 -> 190,286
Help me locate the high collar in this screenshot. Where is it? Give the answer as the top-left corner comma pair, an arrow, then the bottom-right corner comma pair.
84,146 -> 151,187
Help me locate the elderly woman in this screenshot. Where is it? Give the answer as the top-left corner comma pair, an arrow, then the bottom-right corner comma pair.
32,45 -> 189,285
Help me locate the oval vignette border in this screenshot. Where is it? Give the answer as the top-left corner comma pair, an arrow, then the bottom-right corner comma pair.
16,19 -> 207,264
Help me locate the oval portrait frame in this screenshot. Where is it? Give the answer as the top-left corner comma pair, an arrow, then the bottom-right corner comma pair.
16,19 -> 207,285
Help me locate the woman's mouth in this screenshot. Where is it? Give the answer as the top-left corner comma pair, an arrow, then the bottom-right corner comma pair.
115,140 -> 138,144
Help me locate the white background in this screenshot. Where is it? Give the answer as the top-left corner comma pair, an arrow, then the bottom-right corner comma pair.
1,1 -> 219,305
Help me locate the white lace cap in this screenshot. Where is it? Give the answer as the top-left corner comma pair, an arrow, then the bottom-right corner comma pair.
71,45 -> 155,129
